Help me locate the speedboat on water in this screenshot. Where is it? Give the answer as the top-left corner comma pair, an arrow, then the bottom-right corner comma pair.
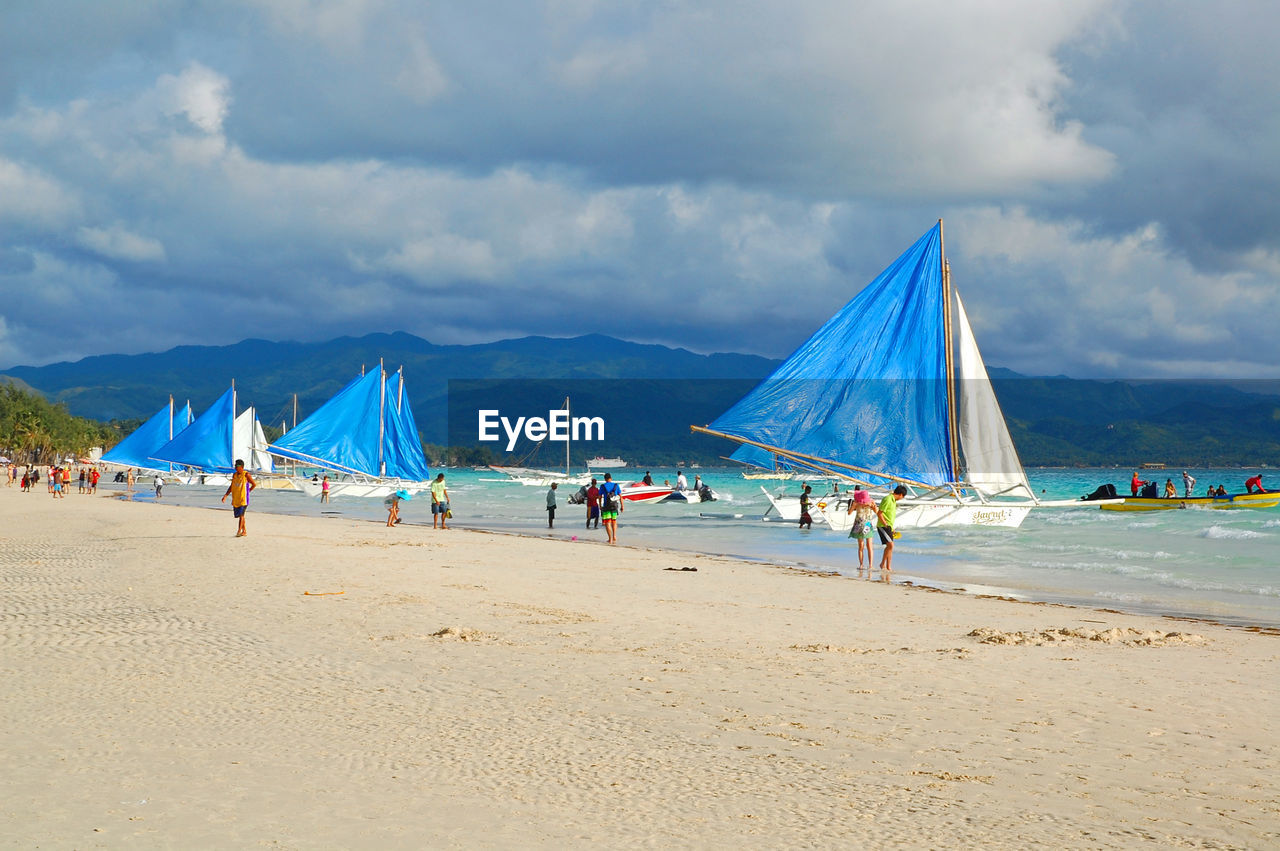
620,482 -> 676,504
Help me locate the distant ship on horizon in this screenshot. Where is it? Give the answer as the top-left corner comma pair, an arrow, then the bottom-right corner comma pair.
586,456 -> 627,469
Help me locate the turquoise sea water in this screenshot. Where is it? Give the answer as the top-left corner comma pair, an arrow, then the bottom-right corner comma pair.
106,466 -> 1280,628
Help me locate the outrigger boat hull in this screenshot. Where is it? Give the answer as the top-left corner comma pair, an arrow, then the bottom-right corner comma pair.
817,498 -> 1032,529
1102,492 -> 1280,512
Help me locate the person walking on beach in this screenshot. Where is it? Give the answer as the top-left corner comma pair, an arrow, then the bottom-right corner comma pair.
798,485 -> 814,530
598,472 -> 623,544
51,471 -> 64,499
320,475 -> 330,503
546,482 -> 558,528
126,467 -> 135,493
89,467 -> 99,494
431,473 -> 449,529
154,474 -> 164,499
385,490 -> 403,526
78,468 -> 86,494
1182,470 -> 1196,498
585,478 -> 600,529
221,459 -> 257,537
876,486 -> 907,577
847,489 -> 877,575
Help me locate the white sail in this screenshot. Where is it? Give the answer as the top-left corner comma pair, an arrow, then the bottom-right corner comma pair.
252,416 -> 274,473
954,293 -> 1033,499
232,408 -> 274,473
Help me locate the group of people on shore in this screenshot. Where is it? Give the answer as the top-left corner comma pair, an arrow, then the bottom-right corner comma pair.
797,481 -> 905,578
548,473 -> 623,544
7,463 -> 101,497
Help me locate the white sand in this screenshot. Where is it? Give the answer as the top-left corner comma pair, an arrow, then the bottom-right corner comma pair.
2,486 -> 1277,848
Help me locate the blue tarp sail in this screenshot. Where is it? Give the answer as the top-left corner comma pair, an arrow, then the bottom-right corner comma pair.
382,370 -> 433,481
708,224 -> 956,487
151,387 -> 237,473
268,371 -> 383,476
729,442 -> 779,471
101,400 -> 193,471
267,368 -> 430,481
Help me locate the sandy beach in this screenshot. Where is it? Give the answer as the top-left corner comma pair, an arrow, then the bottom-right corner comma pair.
2,486 -> 1277,848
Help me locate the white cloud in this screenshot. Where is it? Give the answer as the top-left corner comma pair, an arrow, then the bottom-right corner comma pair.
77,224 -> 167,263
951,207 -> 1280,376
0,157 -> 79,225
156,63 -> 231,135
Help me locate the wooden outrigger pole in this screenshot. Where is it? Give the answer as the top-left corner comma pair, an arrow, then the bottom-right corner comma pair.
690,424 -> 939,491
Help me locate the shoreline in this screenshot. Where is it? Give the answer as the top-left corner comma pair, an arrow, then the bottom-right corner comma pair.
3,486 -> 1278,846
104,482 -> 1280,630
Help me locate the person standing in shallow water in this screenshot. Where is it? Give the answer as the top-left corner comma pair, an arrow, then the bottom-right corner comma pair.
585,478 -> 600,529
221,459 -> 256,537
546,482 -> 558,528
798,485 -> 813,530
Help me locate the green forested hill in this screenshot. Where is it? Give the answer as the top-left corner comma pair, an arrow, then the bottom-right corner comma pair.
3,335 -> 1279,467
0,382 -> 119,464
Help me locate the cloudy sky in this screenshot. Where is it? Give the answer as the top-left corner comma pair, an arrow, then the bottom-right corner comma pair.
1,1 -> 1277,377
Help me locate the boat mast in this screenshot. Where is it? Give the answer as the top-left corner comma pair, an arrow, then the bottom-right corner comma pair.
565,395 -> 571,474
939,219 -> 960,482
377,359 -> 386,478
168,395 -> 175,473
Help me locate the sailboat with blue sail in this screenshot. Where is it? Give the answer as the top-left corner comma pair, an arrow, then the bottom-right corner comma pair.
694,220 -> 1086,529
267,363 -> 431,499
150,385 -> 276,485
100,397 -> 194,473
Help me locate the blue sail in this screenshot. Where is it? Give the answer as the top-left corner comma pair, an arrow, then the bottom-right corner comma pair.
382,371 -> 432,481
729,442 -> 778,471
708,223 -> 955,486
151,387 -> 237,473
267,371 -> 385,476
101,400 -> 193,471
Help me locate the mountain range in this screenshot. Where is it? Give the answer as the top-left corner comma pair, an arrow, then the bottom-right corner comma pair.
3,333 -> 1279,466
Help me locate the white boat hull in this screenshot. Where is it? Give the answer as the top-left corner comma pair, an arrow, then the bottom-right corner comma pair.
817,498 -> 1033,530
760,487 -> 829,524
488,466 -> 592,487
619,484 -> 676,504
296,478 -> 427,500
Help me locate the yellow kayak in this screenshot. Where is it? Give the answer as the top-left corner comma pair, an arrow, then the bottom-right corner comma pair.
1101,491 -> 1280,511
